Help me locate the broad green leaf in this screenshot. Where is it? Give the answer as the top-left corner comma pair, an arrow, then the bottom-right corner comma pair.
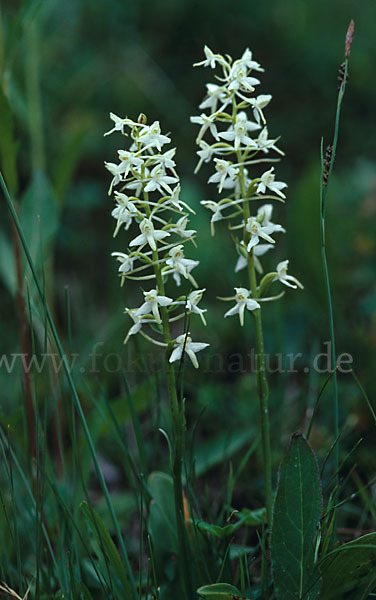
192,430 -> 254,478
197,582 -> 246,599
147,471 -> 177,555
147,472 -> 180,590
80,501 -> 131,597
320,532 -> 376,599
271,433 -> 322,600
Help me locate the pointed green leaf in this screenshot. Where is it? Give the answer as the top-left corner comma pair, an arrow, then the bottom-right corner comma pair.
320,532 -> 376,599
197,582 -> 246,599
271,433 -> 322,600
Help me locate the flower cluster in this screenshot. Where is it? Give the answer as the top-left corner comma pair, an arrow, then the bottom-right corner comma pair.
105,113 -> 208,367
192,47 -> 303,324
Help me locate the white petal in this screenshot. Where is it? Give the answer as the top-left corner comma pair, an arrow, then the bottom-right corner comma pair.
169,346 -> 183,363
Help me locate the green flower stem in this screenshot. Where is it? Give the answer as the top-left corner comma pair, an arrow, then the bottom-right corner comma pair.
144,191 -> 190,600
237,158 -> 273,524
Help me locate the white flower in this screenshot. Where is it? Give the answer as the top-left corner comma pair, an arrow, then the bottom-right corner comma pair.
169,216 -> 196,238
257,127 -> 284,155
194,140 -> 216,174
111,252 -> 135,274
257,204 -> 285,234
235,243 -> 274,273
125,177 -> 144,197
186,289 -> 207,325
123,309 -> 156,344
168,184 -> 184,211
193,45 -> 228,69
274,260 -> 303,289
169,333 -> 209,368
248,95 -> 272,124
104,113 -> 131,136
190,113 -> 219,142
246,217 -> 276,251
104,161 -> 128,193
199,83 -> 230,113
138,121 -> 171,151
238,48 -> 264,72
200,200 -> 224,235
224,288 -> 260,326
136,289 -> 173,323
151,148 -> 176,170
111,192 -> 138,235
129,218 -> 170,251
144,165 -> 179,195
257,167 -> 287,199
218,113 -> 259,151
165,245 -> 199,286
116,150 -> 144,179
208,159 -> 237,193
227,63 -> 260,93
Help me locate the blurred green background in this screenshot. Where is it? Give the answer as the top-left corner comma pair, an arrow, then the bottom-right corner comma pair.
1,0 -> 376,491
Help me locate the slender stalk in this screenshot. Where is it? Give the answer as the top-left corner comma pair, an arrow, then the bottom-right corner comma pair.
320,45 -> 351,487
229,95 -> 273,521
238,163 -> 273,523
144,191 -> 191,600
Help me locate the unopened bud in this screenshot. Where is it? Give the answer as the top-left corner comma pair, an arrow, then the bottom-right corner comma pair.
138,113 -> 147,125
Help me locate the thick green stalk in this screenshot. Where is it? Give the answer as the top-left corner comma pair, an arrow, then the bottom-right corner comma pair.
144,193 -> 191,600
238,159 -> 273,523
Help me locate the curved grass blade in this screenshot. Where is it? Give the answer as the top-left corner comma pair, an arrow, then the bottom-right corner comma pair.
0,172 -> 137,599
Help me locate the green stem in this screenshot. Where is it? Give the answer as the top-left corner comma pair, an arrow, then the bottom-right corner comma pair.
144,192 -> 191,600
237,153 -> 273,523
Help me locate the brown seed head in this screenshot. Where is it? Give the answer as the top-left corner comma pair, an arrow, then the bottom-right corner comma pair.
345,19 -> 355,59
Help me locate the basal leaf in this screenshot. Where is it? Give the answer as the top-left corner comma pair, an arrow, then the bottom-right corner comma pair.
147,471 -> 177,555
271,433 -> 322,600
320,532 -> 376,599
